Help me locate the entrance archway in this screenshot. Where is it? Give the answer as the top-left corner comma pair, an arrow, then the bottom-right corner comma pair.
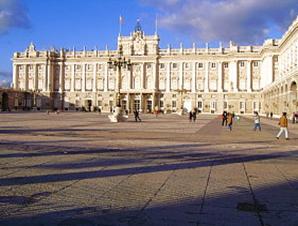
1,92 -> 9,111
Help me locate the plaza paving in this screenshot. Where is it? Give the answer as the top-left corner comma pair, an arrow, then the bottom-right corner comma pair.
0,112 -> 298,226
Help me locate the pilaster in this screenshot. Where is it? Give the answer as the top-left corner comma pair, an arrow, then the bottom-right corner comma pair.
218,62 -> 223,92
82,63 -> 86,92
179,62 -> 183,89
13,64 -> 18,89
104,63 -> 108,92
25,65 -> 29,90
34,64 -> 38,91
153,63 -> 157,90
59,62 -> 64,92
204,61 -> 209,92
44,63 -> 48,91
247,61 -> 252,92
71,64 -> 75,92
166,62 -> 171,92
141,63 -> 145,89
191,62 -> 196,93
93,63 -> 97,92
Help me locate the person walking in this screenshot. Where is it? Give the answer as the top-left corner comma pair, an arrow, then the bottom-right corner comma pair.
133,109 -> 142,122
189,111 -> 193,122
227,112 -> 233,131
192,109 -> 197,122
154,106 -> 159,118
276,112 -> 289,140
253,111 -> 261,131
222,111 -> 228,126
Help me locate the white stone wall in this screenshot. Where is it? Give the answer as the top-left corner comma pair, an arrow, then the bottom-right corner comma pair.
12,16 -> 298,114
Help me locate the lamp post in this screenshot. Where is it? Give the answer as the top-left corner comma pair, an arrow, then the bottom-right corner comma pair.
107,49 -> 131,122
107,49 -> 131,108
175,88 -> 188,115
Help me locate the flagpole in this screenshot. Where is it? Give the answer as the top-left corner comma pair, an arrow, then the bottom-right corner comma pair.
155,14 -> 158,35
119,15 -> 122,36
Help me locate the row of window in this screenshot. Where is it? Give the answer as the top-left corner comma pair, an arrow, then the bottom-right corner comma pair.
159,61 -> 259,69
17,61 -> 261,73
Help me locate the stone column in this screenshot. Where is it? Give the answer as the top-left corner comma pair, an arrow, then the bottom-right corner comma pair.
235,61 -> 239,92
128,66 -> 132,90
141,63 -> 145,89
246,61 -> 252,92
12,64 -> 18,89
93,63 -> 97,92
179,62 -> 183,89
204,62 -> 209,92
24,65 -> 29,90
71,64 -> 75,92
104,63 -> 108,91
191,62 -> 196,93
218,62 -> 223,92
44,63 -> 48,91
152,92 -> 156,111
47,63 -> 52,91
82,64 -> 86,92
140,94 -> 143,112
166,62 -> 171,92
127,93 -> 130,112
59,62 -> 64,92
34,64 -> 38,91
153,63 -> 157,90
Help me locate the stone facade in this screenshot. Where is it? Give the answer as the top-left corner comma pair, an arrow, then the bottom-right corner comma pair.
12,18 -> 298,115
0,88 -> 32,111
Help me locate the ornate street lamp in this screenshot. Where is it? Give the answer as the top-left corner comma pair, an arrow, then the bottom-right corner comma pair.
107,48 -> 131,122
107,48 -> 131,108
175,88 -> 189,115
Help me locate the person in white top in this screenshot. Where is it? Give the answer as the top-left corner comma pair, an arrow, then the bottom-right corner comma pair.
253,112 -> 261,131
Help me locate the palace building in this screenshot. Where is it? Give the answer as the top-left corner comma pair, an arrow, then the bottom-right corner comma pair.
11,18 -> 298,115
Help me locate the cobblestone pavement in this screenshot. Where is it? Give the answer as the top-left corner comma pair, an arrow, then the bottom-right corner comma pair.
0,112 -> 298,226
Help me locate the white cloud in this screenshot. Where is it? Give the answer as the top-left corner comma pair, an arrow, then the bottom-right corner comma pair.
0,0 -> 30,34
140,0 -> 298,44
0,71 -> 11,88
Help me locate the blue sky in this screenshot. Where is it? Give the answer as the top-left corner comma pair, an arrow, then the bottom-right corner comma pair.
0,0 -> 297,86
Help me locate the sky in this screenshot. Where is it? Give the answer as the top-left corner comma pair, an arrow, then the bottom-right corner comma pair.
0,0 -> 297,87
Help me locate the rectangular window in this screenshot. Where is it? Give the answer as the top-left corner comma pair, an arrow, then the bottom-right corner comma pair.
160,63 -> 165,69
224,101 -> 228,109
224,63 -> 229,68
160,100 -> 164,108
173,63 -> 177,69
172,101 -> 176,108
240,102 -> 245,109
240,61 -> 245,67
198,101 -> 203,109
253,61 -> 259,67
198,63 -> 203,68
211,63 -> 216,68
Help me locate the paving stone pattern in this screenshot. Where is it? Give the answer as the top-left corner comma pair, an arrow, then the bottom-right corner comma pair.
0,112 -> 298,226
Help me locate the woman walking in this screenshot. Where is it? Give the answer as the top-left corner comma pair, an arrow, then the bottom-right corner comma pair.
253,112 -> 261,131
276,112 -> 289,140
227,112 -> 233,131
